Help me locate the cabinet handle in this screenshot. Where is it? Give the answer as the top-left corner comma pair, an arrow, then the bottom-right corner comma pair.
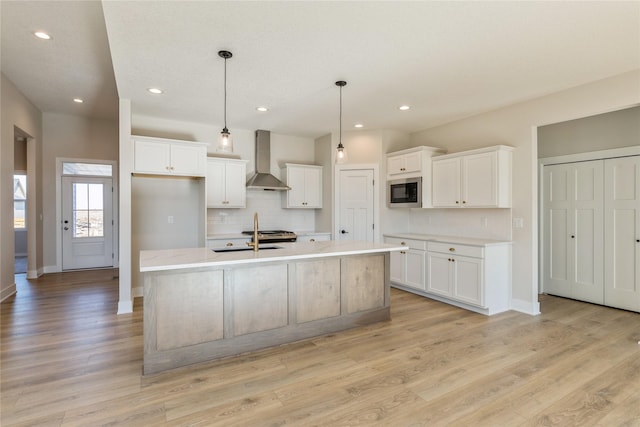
449,248 -> 455,252
400,241 -> 406,246
400,251 -> 406,254
226,242 -> 233,246
310,238 -> 315,242
462,201 -> 466,204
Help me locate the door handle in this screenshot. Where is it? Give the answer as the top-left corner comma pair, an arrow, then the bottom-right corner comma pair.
341,230 -> 349,234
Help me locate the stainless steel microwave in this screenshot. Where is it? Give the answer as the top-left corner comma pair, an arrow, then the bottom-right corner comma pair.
387,177 -> 422,208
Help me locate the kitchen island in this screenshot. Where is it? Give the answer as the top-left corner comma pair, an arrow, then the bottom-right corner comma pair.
140,240 -> 403,375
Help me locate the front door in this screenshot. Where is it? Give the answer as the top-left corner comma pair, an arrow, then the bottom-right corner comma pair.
62,176 -> 113,270
338,168 -> 374,242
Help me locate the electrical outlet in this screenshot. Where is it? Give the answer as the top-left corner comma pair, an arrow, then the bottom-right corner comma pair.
168,215 -> 174,224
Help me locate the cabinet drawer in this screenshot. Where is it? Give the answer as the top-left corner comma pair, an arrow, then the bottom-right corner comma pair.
427,242 -> 484,258
385,237 -> 427,251
207,238 -> 251,249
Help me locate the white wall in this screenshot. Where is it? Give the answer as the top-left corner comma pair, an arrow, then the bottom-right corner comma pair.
538,106 -> 640,158
42,113 -> 119,270
1,73 -> 43,300
410,69 -> 640,314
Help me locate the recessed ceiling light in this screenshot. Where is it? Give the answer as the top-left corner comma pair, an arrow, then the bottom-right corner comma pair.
73,98 -> 84,103
354,123 -> 364,128
147,88 -> 163,94
256,106 -> 268,112
399,105 -> 411,111
34,31 -> 52,40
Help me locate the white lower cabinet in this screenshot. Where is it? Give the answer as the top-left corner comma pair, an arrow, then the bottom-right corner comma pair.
384,237 -> 426,291
427,244 -> 483,307
297,233 -> 331,242
385,234 -> 511,315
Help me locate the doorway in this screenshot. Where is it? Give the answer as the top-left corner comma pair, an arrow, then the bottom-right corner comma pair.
58,160 -> 117,271
335,165 -> 378,242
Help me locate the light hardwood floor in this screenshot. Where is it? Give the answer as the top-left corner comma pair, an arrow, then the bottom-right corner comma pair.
2,269 -> 639,426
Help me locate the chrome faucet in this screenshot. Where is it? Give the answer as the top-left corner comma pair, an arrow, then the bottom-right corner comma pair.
247,212 -> 259,252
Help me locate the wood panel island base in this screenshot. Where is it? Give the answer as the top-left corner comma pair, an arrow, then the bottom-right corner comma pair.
140,241 -> 403,375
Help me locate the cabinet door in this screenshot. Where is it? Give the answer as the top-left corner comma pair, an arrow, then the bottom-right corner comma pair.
387,156 -> 406,176
403,152 -> 422,174
389,250 -> 405,285
453,256 -> 483,307
287,167 -> 307,207
303,167 -> 322,208
206,159 -> 227,207
462,151 -> 496,207
405,249 -> 426,290
224,161 -> 247,208
133,140 -> 171,174
427,252 -> 452,296
604,156 -> 640,312
432,158 -> 461,207
170,144 -> 206,176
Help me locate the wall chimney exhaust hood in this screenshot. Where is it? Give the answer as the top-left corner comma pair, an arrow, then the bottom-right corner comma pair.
246,130 -> 291,191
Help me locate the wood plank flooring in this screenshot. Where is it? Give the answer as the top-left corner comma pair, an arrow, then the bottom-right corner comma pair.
2,269 -> 639,426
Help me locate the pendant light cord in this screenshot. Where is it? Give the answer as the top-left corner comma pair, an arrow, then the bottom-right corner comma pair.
223,56 -> 227,129
339,84 -> 342,143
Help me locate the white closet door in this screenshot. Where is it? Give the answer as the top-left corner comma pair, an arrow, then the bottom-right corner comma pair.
571,161 -> 604,304
543,163 -> 573,297
604,156 -> 640,311
543,161 -> 603,303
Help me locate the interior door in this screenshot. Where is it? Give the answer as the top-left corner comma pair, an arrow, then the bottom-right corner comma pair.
62,177 -> 113,270
338,168 -> 374,241
543,161 -> 603,303
604,156 -> 640,311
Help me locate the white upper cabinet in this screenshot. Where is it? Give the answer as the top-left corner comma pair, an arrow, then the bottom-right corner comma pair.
432,145 -> 513,208
206,157 -> 248,208
386,146 -> 445,208
282,164 -> 323,209
132,136 -> 207,177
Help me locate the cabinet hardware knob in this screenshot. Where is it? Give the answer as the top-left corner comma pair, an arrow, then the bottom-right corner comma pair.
341,230 -> 349,234
571,235 -> 575,239
401,242 -> 406,245
462,201 -> 466,204
401,251 -> 406,254
310,239 -> 315,242
449,248 -> 455,252
456,201 -> 459,204
226,243 -> 233,246
636,239 -> 640,243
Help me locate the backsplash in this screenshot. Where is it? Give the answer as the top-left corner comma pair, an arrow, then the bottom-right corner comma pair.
207,190 -> 315,234
408,208 -> 512,241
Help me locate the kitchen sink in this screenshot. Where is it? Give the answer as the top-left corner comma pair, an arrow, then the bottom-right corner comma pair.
212,245 -> 282,253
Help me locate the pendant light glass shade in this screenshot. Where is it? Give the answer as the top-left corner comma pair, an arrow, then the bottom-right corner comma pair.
335,81 -> 347,164
217,50 -> 233,153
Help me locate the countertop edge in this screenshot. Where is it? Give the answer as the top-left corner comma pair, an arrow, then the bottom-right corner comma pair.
383,233 -> 512,247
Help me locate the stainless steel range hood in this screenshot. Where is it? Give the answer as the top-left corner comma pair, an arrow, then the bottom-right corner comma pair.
246,130 -> 291,191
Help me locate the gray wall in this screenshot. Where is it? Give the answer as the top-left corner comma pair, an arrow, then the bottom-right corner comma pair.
538,106 -> 640,158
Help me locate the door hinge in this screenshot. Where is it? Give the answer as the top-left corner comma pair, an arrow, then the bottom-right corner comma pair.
112,220 -> 114,225
112,253 -> 114,259
373,223 -> 375,230
372,179 -> 375,186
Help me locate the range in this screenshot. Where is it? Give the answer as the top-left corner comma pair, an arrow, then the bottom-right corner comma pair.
241,230 -> 297,243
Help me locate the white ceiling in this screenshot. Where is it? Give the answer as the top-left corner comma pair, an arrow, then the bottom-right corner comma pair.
2,1 -> 639,139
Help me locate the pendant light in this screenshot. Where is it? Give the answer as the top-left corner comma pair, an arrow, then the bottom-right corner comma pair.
335,80 -> 347,163
217,50 -> 233,153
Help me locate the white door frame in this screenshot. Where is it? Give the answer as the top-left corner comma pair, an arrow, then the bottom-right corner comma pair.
55,158 -> 119,272
538,145 -> 640,294
334,163 -> 380,242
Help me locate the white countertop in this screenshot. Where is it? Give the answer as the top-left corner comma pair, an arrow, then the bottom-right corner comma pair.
140,240 -> 403,272
206,231 -> 332,239
383,233 -> 511,247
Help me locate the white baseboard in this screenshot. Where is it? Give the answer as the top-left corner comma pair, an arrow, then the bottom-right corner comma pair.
510,298 -> 541,315
132,286 -> 143,298
27,268 -> 44,279
43,265 -> 59,274
1,284 -> 17,302
117,300 -> 133,314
